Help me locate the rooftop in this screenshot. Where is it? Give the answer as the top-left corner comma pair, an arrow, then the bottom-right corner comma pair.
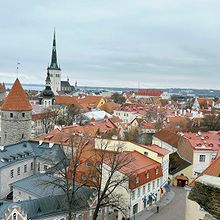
1,79 -> 32,111
182,131 -> 220,151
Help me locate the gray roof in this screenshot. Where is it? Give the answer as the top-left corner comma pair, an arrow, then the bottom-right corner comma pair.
0,141 -> 64,169
10,174 -> 64,198
61,80 -> 71,87
0,187 -> 94,219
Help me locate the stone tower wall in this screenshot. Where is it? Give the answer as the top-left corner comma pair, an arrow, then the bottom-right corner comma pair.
48,69 -> 61,95
1,110 -> 32,146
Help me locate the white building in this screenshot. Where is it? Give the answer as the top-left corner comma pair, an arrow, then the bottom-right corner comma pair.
0,141 -> 63,199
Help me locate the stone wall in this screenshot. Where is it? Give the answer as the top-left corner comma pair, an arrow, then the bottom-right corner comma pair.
1,110 -> 32,146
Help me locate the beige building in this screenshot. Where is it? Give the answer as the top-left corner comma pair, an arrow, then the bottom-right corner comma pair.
185,157 -> 220,220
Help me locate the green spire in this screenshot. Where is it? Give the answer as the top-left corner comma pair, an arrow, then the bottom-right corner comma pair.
49,29 -> 60,70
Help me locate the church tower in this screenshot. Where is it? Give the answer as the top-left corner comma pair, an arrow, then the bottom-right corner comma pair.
0,79 -> 32,146
47,30 -> 61,95
39,69 -> 55,107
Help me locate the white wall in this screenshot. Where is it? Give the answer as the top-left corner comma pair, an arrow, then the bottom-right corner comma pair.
13,187 -> 37,202
49,69 -> 61,95
152,137 -> 177,153
192,150 -> 217,177
130,177 -> 162,216
0,158 -> 34,198
113,110 -> 142,124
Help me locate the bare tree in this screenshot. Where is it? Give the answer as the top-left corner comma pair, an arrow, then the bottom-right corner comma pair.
41,108 -> 57,134
55,104 -> 82,126
91,140 -> 134,220
200,110 -> 220,131
43,133 -> 94,220
43,134 -> 134,220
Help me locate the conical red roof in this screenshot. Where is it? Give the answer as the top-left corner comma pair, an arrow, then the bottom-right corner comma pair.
1,79 -> 32,111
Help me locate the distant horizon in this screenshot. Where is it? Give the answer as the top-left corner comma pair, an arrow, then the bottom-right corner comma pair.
4,82 -> 220,92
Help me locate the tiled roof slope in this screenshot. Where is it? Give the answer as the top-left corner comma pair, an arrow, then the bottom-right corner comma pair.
135,89 -> 162,96
154,129 -> 180,148
1,79 -> 32,111
0,82 -> 6,93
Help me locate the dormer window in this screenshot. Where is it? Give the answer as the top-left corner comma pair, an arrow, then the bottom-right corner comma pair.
136,176 -> 139,184
156,168 -> 159,175
145,171 -> 149,179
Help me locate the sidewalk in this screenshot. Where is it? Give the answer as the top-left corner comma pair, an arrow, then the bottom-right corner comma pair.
130,190 -> 175,220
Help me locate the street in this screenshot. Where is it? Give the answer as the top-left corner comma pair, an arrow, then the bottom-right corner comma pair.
148,187 -> 186,220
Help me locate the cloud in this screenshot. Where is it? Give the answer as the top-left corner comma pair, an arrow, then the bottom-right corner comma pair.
0,0 -> 220,89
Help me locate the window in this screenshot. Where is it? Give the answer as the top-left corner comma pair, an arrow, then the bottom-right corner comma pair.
143,186 -> 146,195
22,113 -> 25,117
31,162 -> 34,170
136,176 -> 139,184
38,162 -> 40,171
144,151 -> 148,156
148,183 -> 150,192
153,181 -> 155,189
137,188 -> 140,197
157,179 -> 160,187
133,203 -> 138,215
131,191 -> 135,200
10,169 -> 14,178
17,167 -> 20,176
145,171 -> 149,179
44,165 -> 48,170
86,161 -> 93,167
199,155 -> 206,162
10,113 -> 13,118
24,164 -> 27,173
21,133 -> 24,139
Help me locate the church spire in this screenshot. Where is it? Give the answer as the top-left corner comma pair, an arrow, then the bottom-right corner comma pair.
49,29 -> 60,70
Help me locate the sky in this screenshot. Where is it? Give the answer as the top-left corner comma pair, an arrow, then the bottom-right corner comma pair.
0,0 -> 220,89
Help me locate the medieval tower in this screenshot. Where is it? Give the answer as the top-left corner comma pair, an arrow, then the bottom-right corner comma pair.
0,79 -> 32,146
47,30 -> 61,95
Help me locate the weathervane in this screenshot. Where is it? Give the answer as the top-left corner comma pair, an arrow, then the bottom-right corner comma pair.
16,60 -> 21,78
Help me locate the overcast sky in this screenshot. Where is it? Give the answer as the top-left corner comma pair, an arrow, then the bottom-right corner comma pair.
0,0 -> 220,89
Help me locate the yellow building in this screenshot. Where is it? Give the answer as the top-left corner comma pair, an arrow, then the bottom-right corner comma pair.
95,138 -> 170,186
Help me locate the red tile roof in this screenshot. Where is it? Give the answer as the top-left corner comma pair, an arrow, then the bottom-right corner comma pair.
135,89 -> 162,97
1,79 -> 32,111
0,82 -> 6,93
55,95 -> 105,111
154,129 -> 180,148
103,150 -> 162,189
182,131 -> 220,151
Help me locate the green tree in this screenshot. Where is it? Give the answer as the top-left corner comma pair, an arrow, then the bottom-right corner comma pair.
111,93 -> 126,104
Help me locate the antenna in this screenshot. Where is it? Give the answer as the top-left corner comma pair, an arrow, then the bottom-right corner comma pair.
16,59 -> 21,78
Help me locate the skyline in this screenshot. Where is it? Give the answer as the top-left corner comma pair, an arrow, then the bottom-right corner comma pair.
0,1 -> 220,89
